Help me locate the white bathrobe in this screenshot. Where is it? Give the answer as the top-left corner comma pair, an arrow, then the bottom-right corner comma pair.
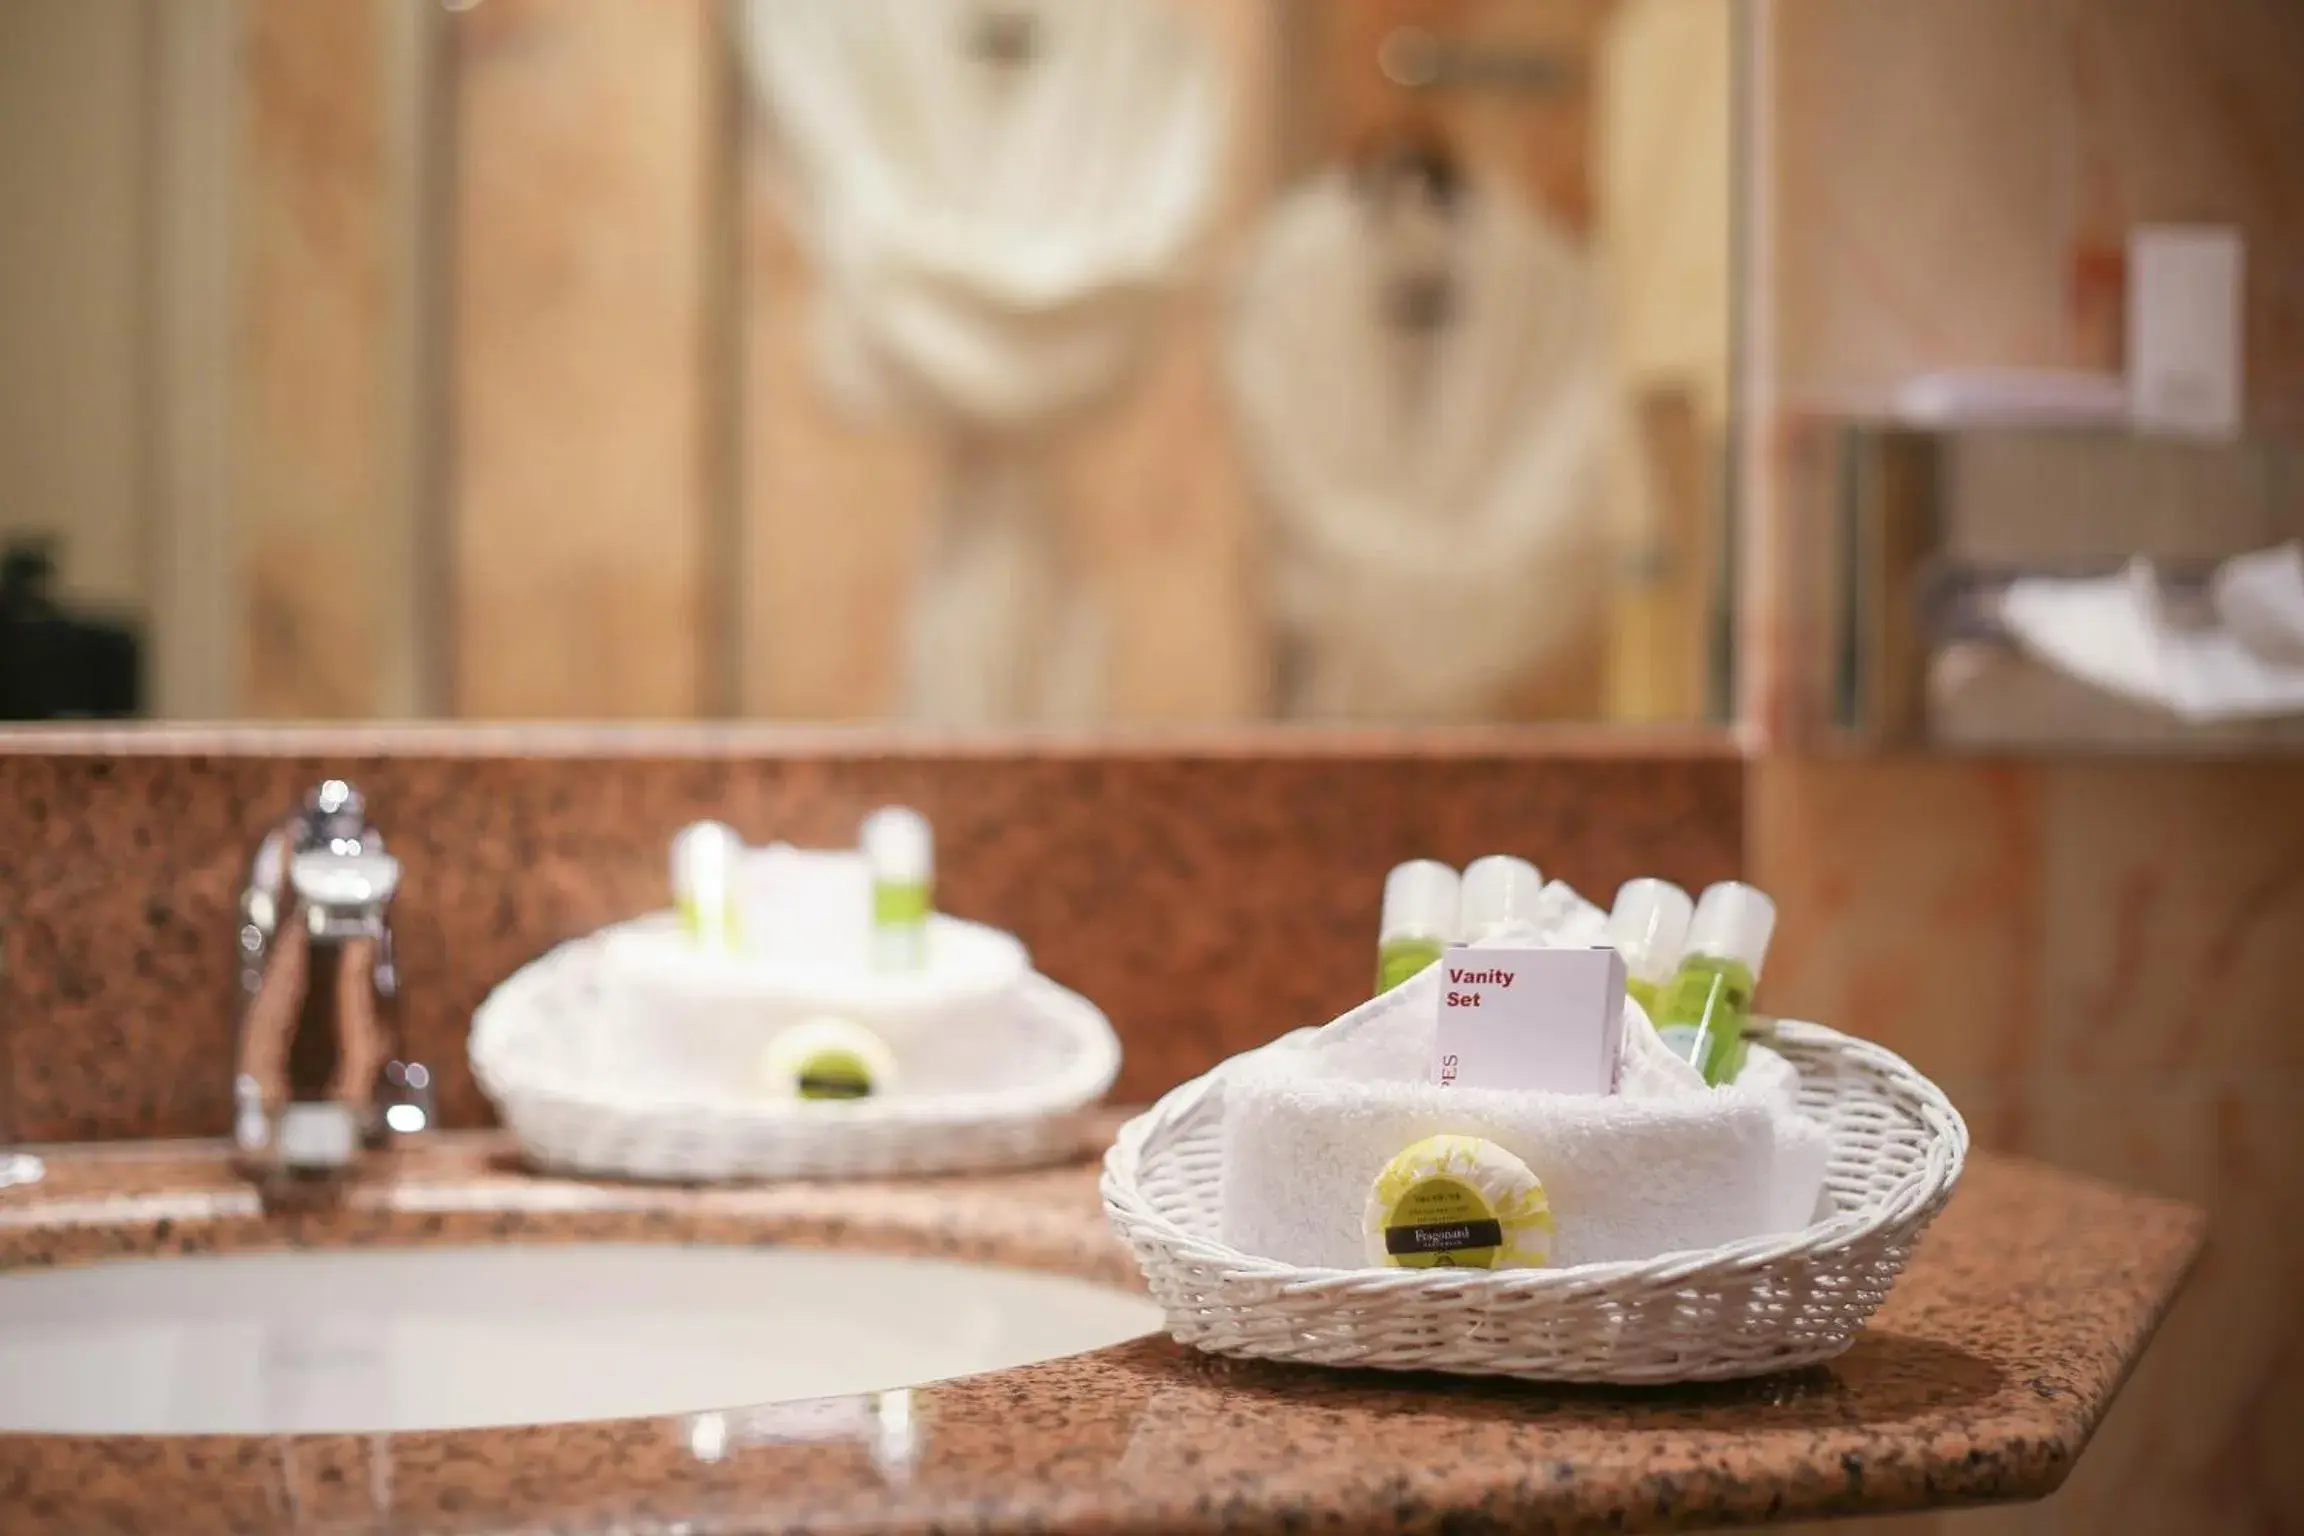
743,0 -> 1225,721
1227,170 -> 1627,720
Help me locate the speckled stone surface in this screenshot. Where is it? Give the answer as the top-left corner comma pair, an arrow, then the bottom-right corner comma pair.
0,726 -> 1741,1142
0,1131 -> 2203,1535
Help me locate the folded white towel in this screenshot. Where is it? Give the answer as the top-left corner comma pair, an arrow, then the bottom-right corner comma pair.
1220,963 -> 1829,1269
2001,555 -> 2304,722
2213,541 -> 2304,667
1533,880 -> 1611,947
1767,1102 -> 1832,1231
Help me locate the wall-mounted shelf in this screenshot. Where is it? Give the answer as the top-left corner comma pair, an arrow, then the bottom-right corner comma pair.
1807,422 -> 2304,757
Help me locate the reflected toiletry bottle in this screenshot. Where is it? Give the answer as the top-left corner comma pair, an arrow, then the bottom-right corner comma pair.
862,806 -> 934,973
1376,859 -> 1459,993
672,821 -> 743,954
1606,878 -> 1694,1019
1654,882 -> 1776,1085
1458,854 -> 1543,942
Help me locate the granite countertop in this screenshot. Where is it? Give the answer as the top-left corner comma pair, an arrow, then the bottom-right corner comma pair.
0,1131 -> 2203,1535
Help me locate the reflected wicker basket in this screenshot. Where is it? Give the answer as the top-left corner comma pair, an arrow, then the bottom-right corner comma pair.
474,931 -> 1121,1183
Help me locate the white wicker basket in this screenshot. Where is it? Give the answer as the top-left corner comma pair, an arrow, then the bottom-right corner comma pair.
473,933 -> 1121,1182
1103,1022 -> 1966,1383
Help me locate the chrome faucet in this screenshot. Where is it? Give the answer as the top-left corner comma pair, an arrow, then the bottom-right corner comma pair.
234,779 -> 431,1188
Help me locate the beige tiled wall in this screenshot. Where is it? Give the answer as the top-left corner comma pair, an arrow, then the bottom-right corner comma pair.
1760,0 -> 2304,1527
237,0 -> 421,719
449,0 -> 725,718
1771,0 -> 2304,425
1753,756 -> 2304,1535
0,2 -> 151,615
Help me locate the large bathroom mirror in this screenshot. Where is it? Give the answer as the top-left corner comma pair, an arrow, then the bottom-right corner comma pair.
0,0 -> 1740,727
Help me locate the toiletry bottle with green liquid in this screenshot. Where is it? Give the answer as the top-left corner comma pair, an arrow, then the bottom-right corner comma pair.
1375,859 -> 1459,993
862,806 -> 934,972
671,821 -> 743,954
1654,881 -> 1775,1085
1458,854 -> 1543,941
1606,878 -> 1693,1020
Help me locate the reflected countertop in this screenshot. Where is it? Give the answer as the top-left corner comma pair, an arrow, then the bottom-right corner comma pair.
0,1125 -> 2202,1535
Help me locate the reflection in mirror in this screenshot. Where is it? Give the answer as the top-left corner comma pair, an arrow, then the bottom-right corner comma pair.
1757,0 -> 2304,759
1807,425 -> 2304,754
0,0 -> 1737,726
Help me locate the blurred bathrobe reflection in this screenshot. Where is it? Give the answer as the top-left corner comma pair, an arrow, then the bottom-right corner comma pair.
1227,164 -> 1640,721
742,0 -> 1224,723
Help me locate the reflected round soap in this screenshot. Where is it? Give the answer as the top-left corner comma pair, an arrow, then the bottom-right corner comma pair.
759,1017 -> 897,1102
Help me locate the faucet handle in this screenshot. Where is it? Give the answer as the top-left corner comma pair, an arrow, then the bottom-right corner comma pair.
381,1060 -> 434,1137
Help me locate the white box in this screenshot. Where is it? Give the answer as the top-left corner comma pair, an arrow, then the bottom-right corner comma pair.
1431,944 -> 1626,1096
2129,225 -> 2244,440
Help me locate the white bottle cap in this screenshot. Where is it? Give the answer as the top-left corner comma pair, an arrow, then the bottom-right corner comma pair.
861,806 -> 934,883
1379,859 -> 1460,943
1686,881 -> 1777,976
671,821 -> 742,901
1606,878 -> 1694,983
1458,855 -> 1544,940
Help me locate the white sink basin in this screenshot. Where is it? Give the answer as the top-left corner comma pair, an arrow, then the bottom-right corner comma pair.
0,1244 -> 1162,1435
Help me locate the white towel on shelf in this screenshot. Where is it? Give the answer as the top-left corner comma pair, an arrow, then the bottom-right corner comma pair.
1220,957 -> 1829,1270
2212,541 -> 2304,667
2000,551 -> 2304,723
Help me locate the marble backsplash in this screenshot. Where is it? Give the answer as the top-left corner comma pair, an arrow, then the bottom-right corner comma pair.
0,727 -> 1741,1144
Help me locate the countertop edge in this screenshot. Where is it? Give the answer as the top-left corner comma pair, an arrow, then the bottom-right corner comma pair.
2015,1198 -> 2211,1507
0,1138 -> 2210,1536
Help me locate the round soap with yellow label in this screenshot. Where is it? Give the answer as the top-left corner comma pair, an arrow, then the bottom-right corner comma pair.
759,1017 -> 897,1102
1363,1134 -> 1553,1270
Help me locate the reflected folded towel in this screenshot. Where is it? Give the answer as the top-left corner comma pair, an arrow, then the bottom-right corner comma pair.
2000,550 -> 2304,723
1220,966 -> 1828,1269
2213,541 -> 2304,667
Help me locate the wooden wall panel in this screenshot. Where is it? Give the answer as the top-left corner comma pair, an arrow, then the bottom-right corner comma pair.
148,0 -> 241,721
449,0 -> 722,718
235,0 -> 406,718
0,0 -> 150,613
1065,0 -> 1280,721
736,186 -> 932,719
